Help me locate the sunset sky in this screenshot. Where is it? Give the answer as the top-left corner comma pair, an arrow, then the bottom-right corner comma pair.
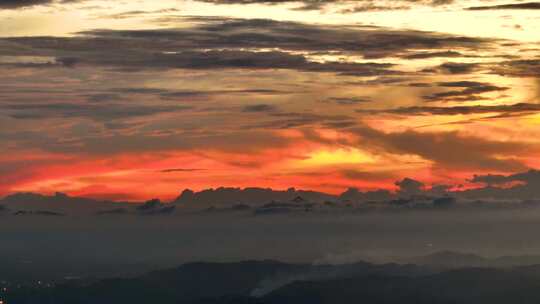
1,0 -> 540,201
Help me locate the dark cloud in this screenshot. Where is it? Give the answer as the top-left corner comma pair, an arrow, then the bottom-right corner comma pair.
197,0 -> 454,11
105,87 -> 288,103
160,168 -> 207,173
242,104 -> 278,112
437,81 -> 495,88
467,2 -> 540,10
98,8 -> 181,19
112,88 -> 169,95
422,81 -> 509,102
326,97 -> 372,105
1,17 -> 490,74
396,177 -> 425,197
0,102 -> 191,121
459,169 -> 540,201
160,89 -> 287,100
136,199 -> 176,215
491,59 -> 540,77
248,112 -> 353,129
84,93 -> 123,103
8,49 -> 397,76
408,82 -> 433,87
424,62 -> 480,74
0,0 -> 52,9
402,50 -> 463,60
351,125 -> 529,171
24,129 -> 295,156
338,3 -> 411,13
470,170 -> 540,186
359,102 -> 540,116
0,0 -> 86,9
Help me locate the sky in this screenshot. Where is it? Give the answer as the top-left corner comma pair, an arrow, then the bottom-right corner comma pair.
1,0 -> 540,201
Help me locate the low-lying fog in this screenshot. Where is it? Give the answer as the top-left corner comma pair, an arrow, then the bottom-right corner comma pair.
3,208 -> 540,271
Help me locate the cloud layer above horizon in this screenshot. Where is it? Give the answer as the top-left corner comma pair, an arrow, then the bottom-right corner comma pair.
1,0 -> 540,200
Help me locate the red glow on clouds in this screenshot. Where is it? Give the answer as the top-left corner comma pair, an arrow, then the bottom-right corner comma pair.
2,143 -> 516,201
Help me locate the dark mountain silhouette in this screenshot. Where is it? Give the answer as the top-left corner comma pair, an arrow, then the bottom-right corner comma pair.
402,250 -> 540,268
10,260 -> 540,304
174,187 -> 337,208
0,193 -> 180,216
261,268 -> 540,304
253,198 -> 318,215
4,260 -> 434,303
405,251 -> 487,268
136,199 -> 176,215
493,255 -> 540,267
13,210 -> 65,216
0,192 -> 133,215
96,208 -> 129,215
338,187 -> 394,202
5,260 -> 303,303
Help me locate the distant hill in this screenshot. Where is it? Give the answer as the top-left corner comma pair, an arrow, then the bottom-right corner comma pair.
262,267 -> 540,304
4,260 -> 433,303
174,187 -> 338,208
0,193 -> 181,216
404,251 -> 488,268
403,250 -> 540,268
0,192 -> 133,215
10,259 -> 540,304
